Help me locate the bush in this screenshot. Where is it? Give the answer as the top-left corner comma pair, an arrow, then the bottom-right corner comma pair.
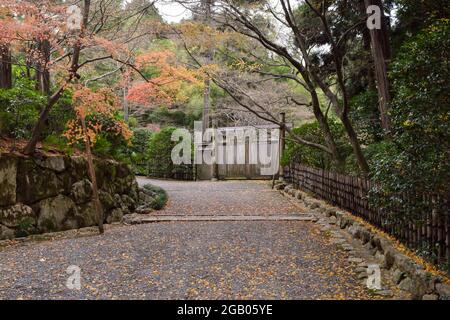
129,128 -> 153,175
42,134 -> 74,156
349,90 -> 383,144
131,128 -> 153,159
371,20 -> 450,222
0,79 -> 44,139
283,120 -> 352,172
0,77 -> 76,155
142,184 -> 168,210
142,106 -> 201,128
146,127 -> 177,176
144,126 -> 194,179
44,90 -> 75,137
78,113 -> 131,160
92,134 -> 114,157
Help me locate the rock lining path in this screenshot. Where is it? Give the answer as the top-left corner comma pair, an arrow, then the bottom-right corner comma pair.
0,179 -> 381,299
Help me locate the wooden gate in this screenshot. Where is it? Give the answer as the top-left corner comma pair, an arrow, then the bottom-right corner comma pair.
196,125 -> 280,180
217,134 -> 261,179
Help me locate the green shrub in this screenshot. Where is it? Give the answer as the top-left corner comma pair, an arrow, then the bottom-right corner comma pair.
77,113 -> 132,161
142,106 -> 201,128
0,79 -> 44,139
131,128 -> 153,159
16,217 -> 38,238
42,134 -> 74,156
129,128 -> 153,174
143,184 -> 168,210
0,79 -> 74,142
371,20 -> 450,223
349,90 -> 383,144
44,90 -> 75,137
146,127 -> 178,176
283,120 -> 352,172
92,134 -> 114,157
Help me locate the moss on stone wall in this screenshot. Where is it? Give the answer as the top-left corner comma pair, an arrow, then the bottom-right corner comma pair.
0,153 -> 139,239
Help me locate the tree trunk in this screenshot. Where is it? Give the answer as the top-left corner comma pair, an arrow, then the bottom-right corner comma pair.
123,84 -> 129,123
341,113 -> 370,176
358,0 -> 376,90
212,119 -> 219,180
278,4 -> 346,172
365,0 -> 392,133
0,45 -> 12,89
311,92 -> 345,172
81,115 -> 104,234
202,78 -> 210,132
278,112 -> 286,180
25,44 -> 33,80
36,40 -> 51,95
294,1 -> 370,176
23,86 -> 66,155
202,0 -> 213,132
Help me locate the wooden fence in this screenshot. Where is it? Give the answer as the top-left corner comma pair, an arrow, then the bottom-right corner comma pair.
146,164 -> 195,181
285,163 -> 449,268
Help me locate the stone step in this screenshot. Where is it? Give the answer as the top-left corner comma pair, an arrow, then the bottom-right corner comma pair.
128,214 -> 316,224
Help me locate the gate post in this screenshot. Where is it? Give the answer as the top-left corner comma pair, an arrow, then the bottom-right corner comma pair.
211,119 -> 219,181
279,112 -> 286,181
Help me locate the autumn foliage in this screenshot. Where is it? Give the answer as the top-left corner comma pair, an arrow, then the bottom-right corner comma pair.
126,50 -> 205,107
64,86 -> 132,146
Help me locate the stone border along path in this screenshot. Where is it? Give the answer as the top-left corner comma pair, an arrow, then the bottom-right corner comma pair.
0,178 -> 406,299
275,187 -> 399,297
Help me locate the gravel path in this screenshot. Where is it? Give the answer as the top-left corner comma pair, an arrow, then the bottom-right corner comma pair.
138,179 -> 301,216
0,179 -> 379,300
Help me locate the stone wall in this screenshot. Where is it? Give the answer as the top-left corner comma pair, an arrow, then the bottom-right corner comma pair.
0,153 -> 139,239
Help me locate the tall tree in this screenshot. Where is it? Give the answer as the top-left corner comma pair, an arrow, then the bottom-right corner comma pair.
24,0 -> 93,154
0,4 -> 13,89
364,0 -> 392,133
35,39 -> 51,95
2,0 -> 163,154
204,0 -> 370,175
201,0 -> 213,132
0,45 -> 12,89
65,86 -> 133,234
